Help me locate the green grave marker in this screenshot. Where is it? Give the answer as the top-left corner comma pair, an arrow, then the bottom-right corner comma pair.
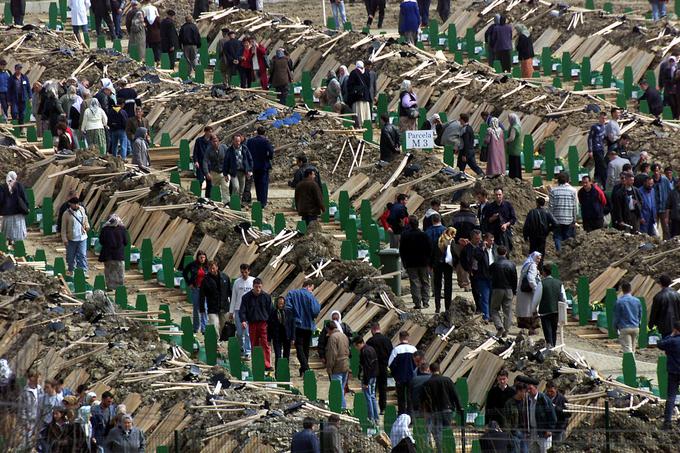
252,346 -> 265,381
93,275 -> 106,291
447,24 -> 457,53
74,268 -> 87,299
181,316 -> 194,353
568,145 -> 580,184
623,66 -> 633,99
638,297 -> 648,349
602,62 -> 612,88
274,213 -> 286,234
42,197 -> 54,235
658,356 -> 668,399
179,139 -> 191,170
13,240 -> 26,258
141,238 -> 153,280
210,186 -> 221,203
53,257 -> 66,278
229,193 -> 241,211
577,276 -> 590,326
190,180 -> 202,197
384,405 -> 397,434
162,248 -> 174,288
303,369 -> 317,400
203,325 -> 218,365
523,135 -> 534,173
228,337 -> 242,377
276,358 -> 290,383
623,352 -> 637,387
605,288 -> 617,339
48,2 -> 58,29
136,294 -> 148,312
251,201 -> 263,228
329,378 -> 343,413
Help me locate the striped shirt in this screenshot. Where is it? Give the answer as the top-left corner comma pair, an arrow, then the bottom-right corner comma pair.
549,183 -> 578,225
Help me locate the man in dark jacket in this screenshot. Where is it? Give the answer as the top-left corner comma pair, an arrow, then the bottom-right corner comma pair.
538,266 -> 566,347
223,30 -> 243,87
458,113 -> 484,176
179,15 -> 201,76
668,179 -> 680,238
482,187 -> 517,254
290,417 -> 320,453
288,154 -> 322,188
10,0 -> 25,25
658,320 -> 680,430
451,200 -> 479,291
7,64 -> 30,124
354,337 -> 380,424
639,80 -> 664,118
199,261 -> 232,335
246,127 -> 275,207
387,193 -> 409,248
193,126 -> 213,198
107,98 -> 129,160
367,322 -> 392,414
409,361 -> 431,417
649,274 -> 680,338
485,369 -> 515,427
294,169 -> 324,225
388,331 -> 418,415
523,197 -> 557,258
588,112 -> 608,188
525,378 -> 557,452
379,113 -> 400,163
222,134 -> 253,200
92,0 -> 115,40
611,171 -> 642,232
489,246 -> 516,337
425,214 -> 450,313
578,175 -> 607,232
268,296 -> 293,368
399,216 -> 432,309
545,381 -> 569,443
462,230 -> 493,320
239,278 -> 274,370
269,48 -> 293,104
160,10 -> 180,69
421,362 -> 462,453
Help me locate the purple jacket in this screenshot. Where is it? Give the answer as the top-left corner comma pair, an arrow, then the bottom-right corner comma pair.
491,24 -> 513,52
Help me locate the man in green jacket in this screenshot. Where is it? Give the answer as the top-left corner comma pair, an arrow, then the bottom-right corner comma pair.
538,265 -> 566,347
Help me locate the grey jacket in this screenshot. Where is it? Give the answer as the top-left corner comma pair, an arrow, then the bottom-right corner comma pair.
202,144 -> 227,174
132,138 -> 150,168
104,426 -> 146,453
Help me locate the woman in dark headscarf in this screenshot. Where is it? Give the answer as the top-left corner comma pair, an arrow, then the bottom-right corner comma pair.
131,127 -> 150,168
98,213 -> 128,290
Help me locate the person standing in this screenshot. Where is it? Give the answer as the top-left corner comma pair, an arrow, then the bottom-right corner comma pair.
346,61 -> 372,128
320,414 -> 342,453
526,379 -> 557,453
354,337 -> 380,425
538,265 -> 566,347
516,251 -> 542,334
222,133 -> 253,200
91,0 -> 115,40
204,134 -> 229,203
390,414 -> 416,452
330,0 -> 347,30
179,15 -> 201,76
458,113 -> 484,176
379,113 -> 400,163
367,322 -> 392,415
268,296 -> 292,369
82,98 -> 108,154
515,24 -> 534,78
325,322 -> 350,409
200,261 -> 232,335
223,30 -> 244,87
108,98 -> 129,160
588,112 -> 608,188
482,187 -> 517,254
398,79 -> 418,132
649,274 -> 680,338
523,197 -> 556,258
652,164 -> 673,239
491,15 -> 513,72
437,0 -> 450,22
485,369 -> 515,427
578,175 -> 607,232
489,246 -> 516,338
10,0 -> 25,25
389,330 -> 418,415
291,417 -> 320,453
614,280 -> 642,355
668,179 -> 680,237
485,15 -> 501,67
611,171 -> 642,232
269,47 -> 292,104
317,311 -> 353,364
286,280 -> 321,376
658,320 -> 680,430
400,216 -> 432,310
246,127 -> 274,207
294,169 -> 325,225
68,0 -> 91,42
387,193 -> 409,248
160,10 -> 180,69
7,64 -> 30,124
216,28 -> 231,81
61,197 -> 90,276
0,171 -> 28,245
545,382 -> 569,443
503,380 -> 528,450
605,107 -> 622,152
506,113 -> 523,179
183,251 -> 209,334
605,149 -> 630,191
649,0 -> 668,22
131,127 -> 151,169
248,37 -> 269,90
421,362 -> 462,453
639,79 -> 663,117
640,175 -> 658,236
142,0 -> 162,63
399,0 -> 420,45
484,117 -> 506,176
125,109 -> 149,156
426,214 -> 451,314
548,172 -> 577,251
230,263 -> 255,359
104,415 -> 145,452
463,230 -> 494,320
110,0 -> 124,39
417,0 -> 430,26
240,277 -> 274,371
98,214 -> 127,290
193,126 -> 213,198
452,200 -> 479,291
18,370 -> 43,449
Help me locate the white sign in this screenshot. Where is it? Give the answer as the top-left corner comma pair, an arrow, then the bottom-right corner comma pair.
405,130 -> 434,149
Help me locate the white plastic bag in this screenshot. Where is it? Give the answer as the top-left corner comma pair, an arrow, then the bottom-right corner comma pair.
445,243 -> 454,266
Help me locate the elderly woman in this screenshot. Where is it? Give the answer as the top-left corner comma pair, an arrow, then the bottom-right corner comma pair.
104,414 -> 146,453
42,83 -> 64,136
398,79 -> 418,132
515,24 -> 534,78
516,251 -> 542,335
59,85 -> 80,124
337,65 -> 349,103
324,70 -> 342,106
128,10 -> 146,59
98,213 -> 128,290
485,117 -> 506,176
0,171 -> 28,245
132,127 -> 151,168
390,413 -> 415,452
81,98 -> 108,154
346,61 -> 372,127
506,113 -> 523,179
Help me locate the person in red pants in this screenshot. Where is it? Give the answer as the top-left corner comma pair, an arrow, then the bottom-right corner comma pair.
239,277 -> 274,370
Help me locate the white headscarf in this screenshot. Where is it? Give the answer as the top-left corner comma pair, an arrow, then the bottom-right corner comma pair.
330,310 -> 343,331
6,171 -> 17,191
509,113 -> 521,128
401,80 -> 412,92
89,98 -> 101,114
390,414 -> 414,446
141,3 -> 158,24
355,60 -> 365,73
428,114 -> 440,131
522,251 -> 542,269
488,117 -> 502,140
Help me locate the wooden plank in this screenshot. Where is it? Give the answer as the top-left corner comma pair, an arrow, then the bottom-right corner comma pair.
589,266 -> 627,304
533,28 -> 561,51
363,309 -> 400,342
330,173 -> 370,201
122,392 -> 143,415
352,182 -> 382,210
223,243 -> 260,279
135,402 -> 162,432
196,235 -> 224,261
35,348 -> 65,380
439,343 -> 461,373
444,346 -> 473,380
467,350 -> 505,407
147,401 -> 186,451
318,292 -> 354,322
63,368 -> 89,391
11,333 -> 40,378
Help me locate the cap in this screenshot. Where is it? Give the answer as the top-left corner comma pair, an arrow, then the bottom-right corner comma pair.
14,64 -> 22,70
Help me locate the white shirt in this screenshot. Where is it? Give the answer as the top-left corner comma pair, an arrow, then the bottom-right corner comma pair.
230,275 -> 255,313
69,208 -> 87,242
485,247 -> 495,265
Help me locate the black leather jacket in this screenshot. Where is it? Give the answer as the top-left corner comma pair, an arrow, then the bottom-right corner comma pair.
490,256 -> 518,292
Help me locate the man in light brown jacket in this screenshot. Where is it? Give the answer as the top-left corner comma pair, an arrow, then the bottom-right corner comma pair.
61,197 -> 90,276
325,322 -> 350,409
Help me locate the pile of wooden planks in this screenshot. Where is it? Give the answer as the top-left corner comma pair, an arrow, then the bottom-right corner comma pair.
589,266 -> 627,305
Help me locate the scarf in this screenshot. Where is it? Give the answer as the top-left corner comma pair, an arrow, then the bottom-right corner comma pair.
5,171 -> 16,192
488,117 -> 502,140
390,414 -> 414,446
522,251 -> 541,270
142,4 -> 158,24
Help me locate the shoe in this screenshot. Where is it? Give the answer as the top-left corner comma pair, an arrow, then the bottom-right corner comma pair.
423,303 -> 430,308
265,366 -> 274,372
434,308 -> 440,314
496,328 -> 504,337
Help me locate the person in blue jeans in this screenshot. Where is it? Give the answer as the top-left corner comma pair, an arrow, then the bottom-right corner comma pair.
7,64 -> 30,125
325,322 -> 350,409
0,59 -> 10,119
354,337 -> 380,425
658,320 -> 680,430
60,198 -> 90,275
108,98 -> 129,160
182,251 -> 209,334
329,0 -> 346,30
650,0 -> 667,21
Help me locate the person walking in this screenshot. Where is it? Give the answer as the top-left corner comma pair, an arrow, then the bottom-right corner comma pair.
222,133 -> 253,200
588,112 -> 608,188
81,98 -> 108,154
484,117 -> 506,176
379,113 -> 400,163
668,179 -> 680,237
295,169 -> 325,225
658,320 -> 680,430
614,280 -> 642,355
317,311 -> 353,364
485,14 -> 501,66
458,113 -> 484,176
640,175 -> 658,236
399,0 -> 420,44
92,0 -> 115,40
131,127 -> 151,169
526,379 -> 557,453
61,197 -> 90,276
98,214 -> 127,290
400,216 -> 432,309
482,187 -> 517,254
652,163 -> 673,239
200,261 -> 232,335
269,48 -> 292,104
578,175 -> 607,232
330,0 -> 347,30
183,251 -> 209,334
491,15 -> 513,72
506,113 -> 523,179
179,15 -> 201,76
268,296 -> 292,369
239,277 -> 274,370
204,134 -> 229,203
7,64 -> 30,124
286,280 -> 321,376
108,98 -> 129,160
230,263 -> 255,359
485,369 -> 515,427
515,23 -> 534,78
649,274 -> 680,338
523,197 -> 556,258
367,322 -> 393,414
538,265 -> 566,347
545,382 -> 570,443
346,61 -> 372,127
160,10 -> 180,69
389,330 -> 418,415
104,415 -> 145,453
451,200 -> 479,291
68,0 -> 91,43
611,171 -> 642,233
193,126 -> 213,198
517,251 -> 542,334
421,362 -> 462,453
548,172 -> 577,251
605,149 -> 630,191
398,80 -> 418,132
426,214 -> 451,314
325,322 -> 350,409
354,336 -> 379,425
387,193 -> 409,248
463,230 -> 495,320
0,171 -> 28,245
246,127 -> 274,207
142,0 -> 162,63
489,246 -> 516,338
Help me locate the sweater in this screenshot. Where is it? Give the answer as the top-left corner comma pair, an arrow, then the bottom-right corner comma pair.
295,179 -> 324,217
658,334 -> 680,374
239,290 -> 273,323
326,330 -> 350,375
388,343 -> 418,384
103,426 -> 145,453
399,228 -> 432,268
359,344 -> 379,384
286,288 -> 321,331
98,224 -> 127,262
222,144 -> 253,176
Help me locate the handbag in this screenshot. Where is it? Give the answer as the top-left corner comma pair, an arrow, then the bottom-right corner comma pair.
520,264 -> 533,292
220,322 -> 236,341
407,107 -> 419,119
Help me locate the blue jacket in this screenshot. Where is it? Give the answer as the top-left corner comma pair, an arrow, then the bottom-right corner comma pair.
614,294 -> 642,330
246,135 -> 274,171
222,144 -> 253,177
388,342 -> 417,384
290,429 -> 320,453
588,123 -> 605,154
285,288 -> 321,332
655,175 -> 673,213
399,0 -> 420,35
0,71 -> 10,93
425,224 -> 446,263
7,73 -> 30,104
658,334 -> 680,374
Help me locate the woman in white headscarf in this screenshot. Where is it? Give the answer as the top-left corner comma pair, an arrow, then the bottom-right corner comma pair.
390,413 -> 415,451
98,213 -> 128,290
81,97 -> 108,154
0,171 -> 28,244
484,117 -> 506,176
346,61 -> 372,127
516,251 -> 543,334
